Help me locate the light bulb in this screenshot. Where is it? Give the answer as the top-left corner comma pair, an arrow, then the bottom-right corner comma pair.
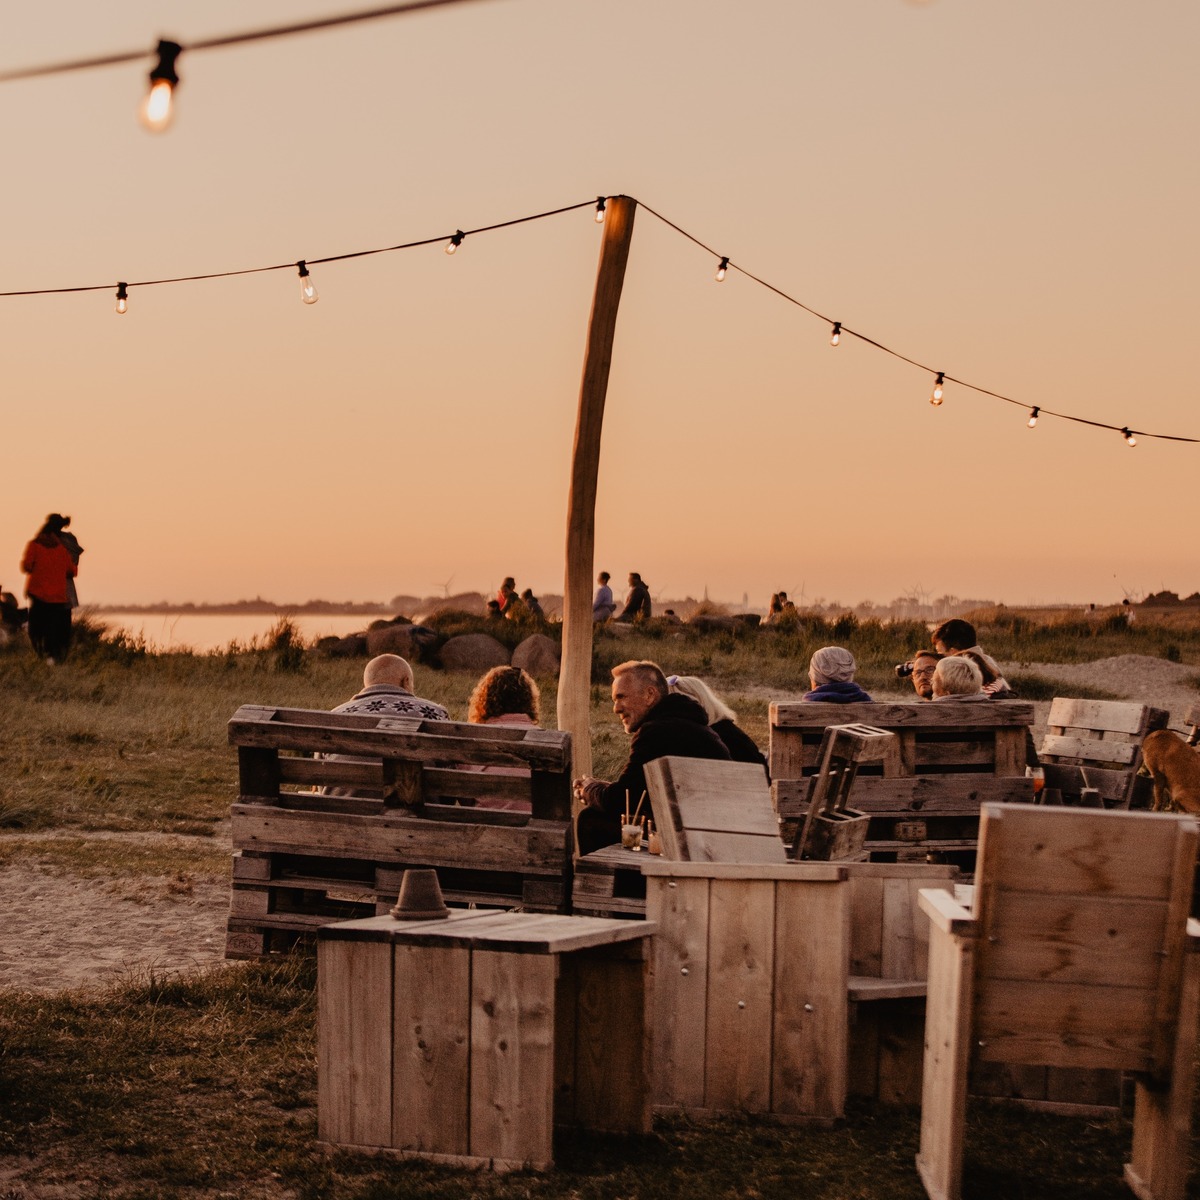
115,282 -> 128,315
1027,406 -> 1039,428
297,261 -> 318,305
930,372 -> 945,406
594,197 -> 606,224
1122,427 -> 1137,447
715,256 -> 729,283
139,40 -> 182,133
830,321 -> 841,347
446,230 -> 465,255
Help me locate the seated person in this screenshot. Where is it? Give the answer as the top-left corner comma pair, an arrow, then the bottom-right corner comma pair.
668,674 -> 768,776
520,589 -> 544,620
910,649 -> 942,700
573,659 -> 730,853
932,618 -> 1013,697
593,571 -> 616,622
334,654 -> 449,720
802,646 -> 872,703
463,666 -> 541,811
930,654 -> 988,701
615,572 -> 652,622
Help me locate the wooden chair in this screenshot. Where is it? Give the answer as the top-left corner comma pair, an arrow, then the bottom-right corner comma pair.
1038,698 -> 1169,809
794,724 -> 895,861
916,803 -> 1200,1200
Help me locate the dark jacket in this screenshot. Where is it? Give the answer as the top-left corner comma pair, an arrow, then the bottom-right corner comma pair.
802,680 -> 873,704
616,581 -> 652,622
712,718 -> 769,778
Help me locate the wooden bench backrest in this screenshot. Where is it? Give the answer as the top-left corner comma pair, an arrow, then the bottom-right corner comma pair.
644,757 -> 787,864
1185,701 -> 1200,745
970,803 -> 1198,1075
1039,698 -> 1169,808
229,703 -> 572,821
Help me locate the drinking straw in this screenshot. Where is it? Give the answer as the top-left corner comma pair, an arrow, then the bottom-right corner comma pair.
632,790 -> 648,823
625,789 -> 630,824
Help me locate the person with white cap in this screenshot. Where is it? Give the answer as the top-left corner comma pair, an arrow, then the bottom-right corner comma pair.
802,646 -> 873,703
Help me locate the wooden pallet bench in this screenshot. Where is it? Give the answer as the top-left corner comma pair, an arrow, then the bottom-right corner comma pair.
226,704 -> 573,957
1038,698 -> 1169,808
769,701 -> 1035,863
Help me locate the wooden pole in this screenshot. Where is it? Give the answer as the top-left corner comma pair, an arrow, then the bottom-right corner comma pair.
557,195 -> 637,783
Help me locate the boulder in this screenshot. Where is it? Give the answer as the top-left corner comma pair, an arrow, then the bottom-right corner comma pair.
511,633 -> 560,677
323,633 -> 369,658
439,633 -> 510,673
366,622 -> 437,659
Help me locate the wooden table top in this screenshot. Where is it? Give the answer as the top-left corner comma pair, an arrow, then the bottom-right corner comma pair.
318,908 -> 656,954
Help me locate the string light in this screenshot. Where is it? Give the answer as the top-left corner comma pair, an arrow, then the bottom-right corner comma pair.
1027,406 -> 1039,428
930,371 -> 945,407
138,40 -> 181,133
0,192 -> 1192,446
297,260 -> 318,304
594,196 -> 606,224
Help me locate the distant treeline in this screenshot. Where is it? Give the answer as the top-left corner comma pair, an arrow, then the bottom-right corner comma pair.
91,599 -> 393,615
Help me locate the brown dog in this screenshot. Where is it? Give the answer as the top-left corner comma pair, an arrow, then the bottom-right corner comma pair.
1139,729 -> 1200,813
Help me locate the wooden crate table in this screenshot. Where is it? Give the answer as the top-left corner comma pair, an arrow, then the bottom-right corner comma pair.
572,843 -> 655,917
318,910 -> 656,1171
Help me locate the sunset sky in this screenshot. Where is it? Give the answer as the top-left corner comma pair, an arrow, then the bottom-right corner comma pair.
3,0 -> 1197,608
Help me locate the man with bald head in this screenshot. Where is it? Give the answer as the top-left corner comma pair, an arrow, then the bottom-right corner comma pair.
334,654 -> 450,721
574,659 -> 730,854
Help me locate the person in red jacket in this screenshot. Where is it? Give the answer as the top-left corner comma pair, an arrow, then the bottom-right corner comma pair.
21,513 -> 78,663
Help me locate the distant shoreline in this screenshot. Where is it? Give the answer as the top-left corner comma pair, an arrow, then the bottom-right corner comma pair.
88,603 -> 393,617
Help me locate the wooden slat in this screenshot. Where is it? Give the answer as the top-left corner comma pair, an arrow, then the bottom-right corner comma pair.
771,877 -> 848,1118
974,979 -> 1157,1071
771,701 -> 1035,730
1046,698 -> 1157,737
1040,734 -> 1138,767
848,976 -> 929,1001
318,939 -> 393,1148
703,879 -> 776,1112
646,876 -> 711,1109
684,830 -> 788,864
392,943 -> 470,1155
640,860 -> 844,881
848,872 -> 884,978
773,776 -> 1032,816
469,950 -> 557,1168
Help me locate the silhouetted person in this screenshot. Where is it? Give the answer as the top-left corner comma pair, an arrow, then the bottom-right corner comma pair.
593,571 -> 616,622
21,513 -> 78,663
616,572 -> 651,622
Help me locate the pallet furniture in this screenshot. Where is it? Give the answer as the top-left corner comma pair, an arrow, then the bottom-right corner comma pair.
318,910 -> 654,1171
916,803 -> 1200,1200
572,843 -> 652,918
1038,698 -> 1169,809
226,705 -> 573,957
644,757 -> 787,863
643,859 -> 850,1122
795,725 -> 895,862
769,701 -> 1035,862
1184,701 -> 1200,746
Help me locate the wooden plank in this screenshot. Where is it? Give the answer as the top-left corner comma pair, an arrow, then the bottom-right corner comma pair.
771,701 -> 1034,730
975,979 -> 1157,1071
879,875 -> 928,982
848,873 -> 884,977
772,776 -> 1032,815
392,943 -> 470,1155
978,805 -> 1182,900
771,878 -> 848,1118
983,894 -> 1170,988
848,976 -> 928,1001
318,939 -> 393,1148
915,922 -> 976,1200
685,830 -> 788,864
230,806 -> 570,872
993,728 -> 1025,776
703,879 -> 775,1113
640,860 -> 844,881
646,876 -> 710,1108
469,949 -> 557,1168
570,944 -> 651,1133
1040,734 -> 1138,767
1046,698 -> 1157,737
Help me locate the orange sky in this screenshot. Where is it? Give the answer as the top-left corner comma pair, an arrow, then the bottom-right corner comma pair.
2,0 -> 1197,608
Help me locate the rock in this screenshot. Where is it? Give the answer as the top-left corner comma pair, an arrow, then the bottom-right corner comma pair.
366,623 -> 437,659
323,634 -> 368,658
439,633 -> 510,673
511,634 -> 560,677
689,615 -> 737,633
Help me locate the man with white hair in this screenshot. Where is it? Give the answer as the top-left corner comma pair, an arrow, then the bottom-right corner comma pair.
334,654 -> 450,720
802,646 -> 873,703
930,655 -> 988,701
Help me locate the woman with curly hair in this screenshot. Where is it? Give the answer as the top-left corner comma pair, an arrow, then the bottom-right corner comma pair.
468,665 -> 540,727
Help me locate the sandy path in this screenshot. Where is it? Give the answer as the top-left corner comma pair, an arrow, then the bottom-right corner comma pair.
1,655 -> 1195,996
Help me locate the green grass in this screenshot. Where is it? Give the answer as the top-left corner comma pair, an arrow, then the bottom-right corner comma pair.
0,958 -> 1162,1200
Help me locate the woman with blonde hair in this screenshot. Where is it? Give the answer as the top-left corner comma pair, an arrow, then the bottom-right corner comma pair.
668,674 -> 767,775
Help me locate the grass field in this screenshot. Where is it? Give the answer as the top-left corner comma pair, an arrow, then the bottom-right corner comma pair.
1,611 -> 1199,1197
